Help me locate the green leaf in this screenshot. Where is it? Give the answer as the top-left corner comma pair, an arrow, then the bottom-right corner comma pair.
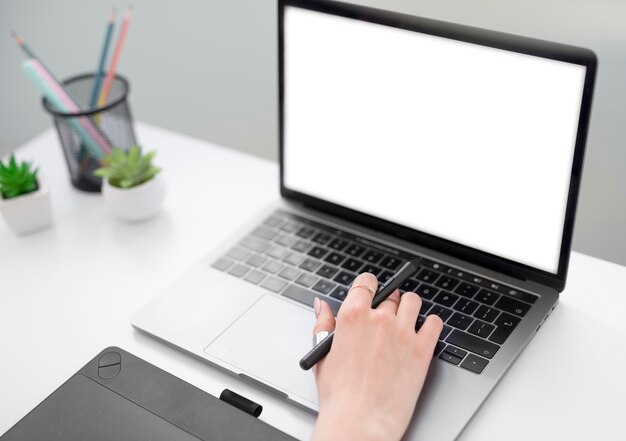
0,154 -> 39,199
93,145 -> 161,189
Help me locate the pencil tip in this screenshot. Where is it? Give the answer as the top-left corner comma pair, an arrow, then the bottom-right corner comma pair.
110,8 -> 116,21
10,31 -> 23,45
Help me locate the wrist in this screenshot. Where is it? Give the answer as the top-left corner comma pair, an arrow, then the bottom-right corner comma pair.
312,407 -> 392,441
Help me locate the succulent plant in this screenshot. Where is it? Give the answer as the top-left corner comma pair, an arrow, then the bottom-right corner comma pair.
94,145 -> 161,189
0,154 -> 39,200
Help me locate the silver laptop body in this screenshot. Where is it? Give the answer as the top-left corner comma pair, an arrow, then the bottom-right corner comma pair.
133,1 -> 596,439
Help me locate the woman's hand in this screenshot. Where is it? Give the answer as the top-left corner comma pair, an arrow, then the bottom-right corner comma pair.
311,272 -> 443,441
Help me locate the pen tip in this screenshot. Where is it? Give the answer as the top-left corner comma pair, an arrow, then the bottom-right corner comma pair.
110,8 -> 116,21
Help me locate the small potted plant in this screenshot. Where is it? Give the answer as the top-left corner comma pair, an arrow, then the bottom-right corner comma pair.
0,154 -> 53,235
94,145 -> 165,221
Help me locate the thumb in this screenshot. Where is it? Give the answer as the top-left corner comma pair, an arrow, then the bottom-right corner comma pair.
313,297 -> 336,336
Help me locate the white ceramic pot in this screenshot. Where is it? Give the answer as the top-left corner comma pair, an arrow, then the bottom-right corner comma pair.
0,177 -> 53,235
102,174 -> 166,221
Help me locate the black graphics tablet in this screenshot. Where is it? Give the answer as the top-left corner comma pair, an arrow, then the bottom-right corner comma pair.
1,347 -> 296,441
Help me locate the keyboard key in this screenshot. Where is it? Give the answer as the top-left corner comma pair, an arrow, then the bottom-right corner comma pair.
266,246 -> 287,260
252,226 -> 278,240
308,246 -> 329,259
296,226 -> 316,238
443,345 -> 468,359
494,296 -> 530,317
239,236 -> 270,253
324,252 -> 346,266
312,232 -> 332,244
212,257 -> 234,271
475,289 -> 500,306
435,276 -> 460,291
279,222 -> 299,233
334,271 -> 356,286
312,279 -> 336,295
362,250 -> 384,263
446,330 -> 500,359
433,291 -> 459,307
261,259 -> 283,274
261,276 -> 288,293
489,313 -> 521,344
278,266 -> 300,281
415,315 -> 426,332
341,258 -> 364,272
434,340 -> 446,356
454,282 -> 480,298
300,258 -> 321,272
428,305 -> 453,322
448,313 -> 473,331
439,352 -> 462,365
474,305 -> 500,322
379,270 -> 394,283
244,270 -> 267,285
330,285 -> 349,301
228,263 -> 250,278
360,264 -> 382,277
399,279 -> 419,293
275,234 -> 296,247
226,247 -> 249,261
283,252 -> 304,266
467,320 -> 495,338
283,284 -> 342,315
416,268 -> 439,284
245,254 -> 267,268
379,255 -> 403,270
296,273 -> 319,288
460,354 -> 489,374
420,300 -> 433,315
263,216 -> 281,227
454,299 -> 479,315
416,284 -> 439,300
317,264 -> 339,279
292,240 -> 311,253
345,243 -> 366,257
328,238 -> 349,251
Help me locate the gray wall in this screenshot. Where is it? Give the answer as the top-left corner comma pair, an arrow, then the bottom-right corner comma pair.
1,0 -> 625,267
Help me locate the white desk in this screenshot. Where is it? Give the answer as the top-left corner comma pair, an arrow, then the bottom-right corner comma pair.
1,123 -> 625,440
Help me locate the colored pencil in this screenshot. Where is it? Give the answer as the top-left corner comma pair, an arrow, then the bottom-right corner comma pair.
11,31 -> 62,83
97,7 -> 131,108
22,59 -> 112,158
89,9 -> 116,110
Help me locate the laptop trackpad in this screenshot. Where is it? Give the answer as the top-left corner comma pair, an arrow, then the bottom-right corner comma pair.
204,294 -> 319,406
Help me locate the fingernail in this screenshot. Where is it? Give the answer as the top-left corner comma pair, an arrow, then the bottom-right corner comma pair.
314,297 -> 321,318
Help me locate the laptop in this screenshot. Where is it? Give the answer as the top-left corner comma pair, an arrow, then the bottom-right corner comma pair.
132,0 -> 596,439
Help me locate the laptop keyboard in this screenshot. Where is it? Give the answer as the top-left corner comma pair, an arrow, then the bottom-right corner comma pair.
212,210 -> 538,375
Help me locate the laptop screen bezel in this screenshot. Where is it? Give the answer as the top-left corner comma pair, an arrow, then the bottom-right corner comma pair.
278,0 -> 597,292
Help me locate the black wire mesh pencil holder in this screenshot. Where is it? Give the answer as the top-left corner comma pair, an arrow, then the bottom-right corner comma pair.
42,73 -> 136,192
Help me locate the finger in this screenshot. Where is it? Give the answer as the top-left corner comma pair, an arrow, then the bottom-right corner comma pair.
312,297 -> 336,336
342,272 -> 378,311
397,291 -> 422,327
377,289 -> 401,315
416,314 -> 444,354
312,298 -> 336,378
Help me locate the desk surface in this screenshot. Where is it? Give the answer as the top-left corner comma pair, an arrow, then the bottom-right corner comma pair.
1,123 -> 625,440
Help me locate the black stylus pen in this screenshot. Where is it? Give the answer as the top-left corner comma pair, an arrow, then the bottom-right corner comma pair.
299,257 -> 422,370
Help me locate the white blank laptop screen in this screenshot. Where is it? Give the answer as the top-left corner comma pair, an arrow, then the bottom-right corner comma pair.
283,6 -> 587,274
